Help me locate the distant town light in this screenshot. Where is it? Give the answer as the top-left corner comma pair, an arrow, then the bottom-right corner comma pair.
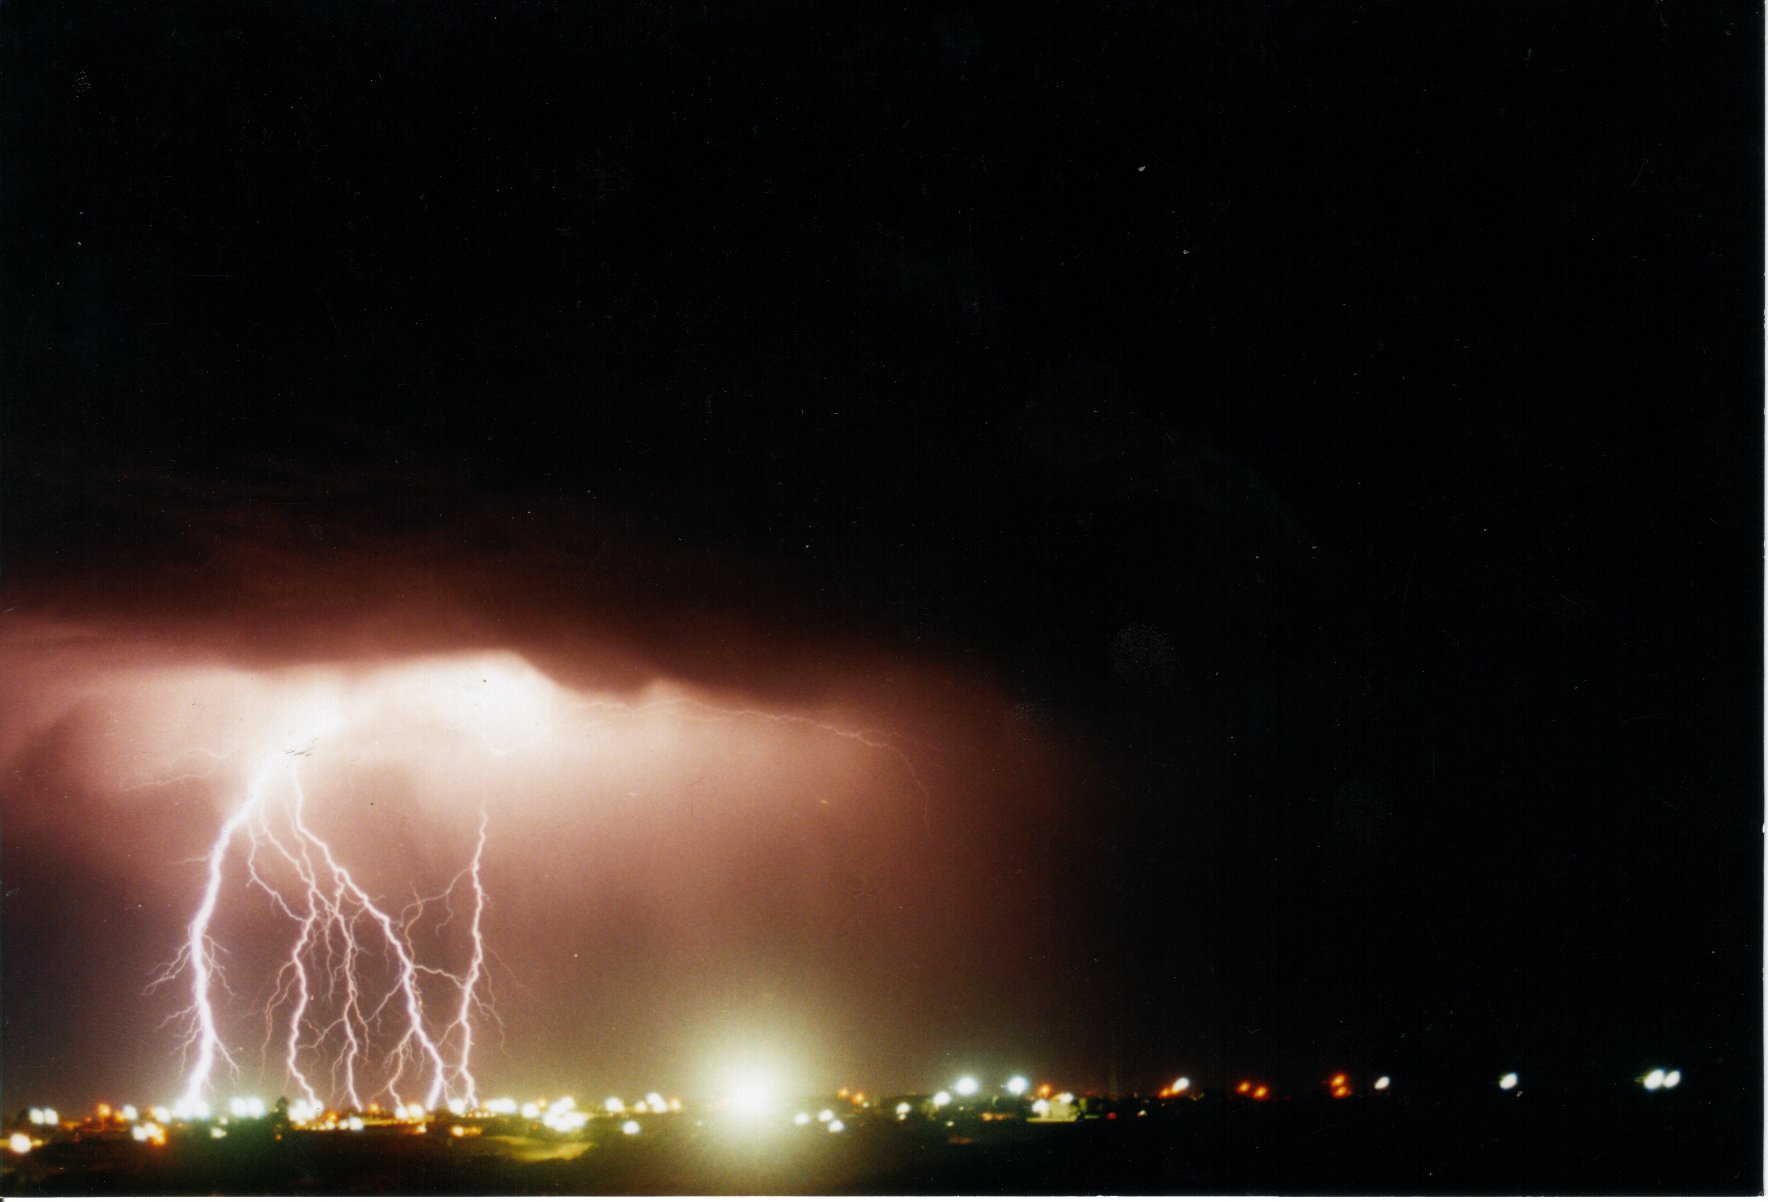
1663,1070 -> 1682,1089
954,1076 -> 980,1097
827,1119 -> 846,1134
1252,1086 -> 1270,1100
1031,1098 -> 1051,1117
1373,1076 -> 1391,1092
621,1120 -> 641,1136
727,1082 -> 771,1118
120,1105 -> 139,1122
27,1109 -> 43,1126
1006,1076 -> 1030,1096
817,1108 -> 836,1123
1171,1077 -> 1190,1094
9,1133 -> 31,1155
645,1092 -> 667,1112
932,1091 -> 953,1107
794,1112 -> 812,1126
895,1102 -> 912,1116
521,1102 -> 541,1119
1498,1072 -> 1519,1091
603,1097 -> 624,1115
1643,1069 -> 1666,1091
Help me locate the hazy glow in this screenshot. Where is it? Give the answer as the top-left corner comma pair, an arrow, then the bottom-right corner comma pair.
1373,1076 -> 1390,1091
602,1097 -> 625,1115
1642,1068 -> 1666,1091
1171,1076 -> 1189,1094
1499,1072 -> 1519,1091
895,1102 -> 911,1116
827,1119 -> 846,1133
1,610 -> 1066,1107
932,1090 -> 952,1107
621,1119 -> 641,1136
1006,1075 -> 1029,1095
953,1075 -> 979,1097
1663,1069 -> 1682,1088
794,1112 -> 812,1126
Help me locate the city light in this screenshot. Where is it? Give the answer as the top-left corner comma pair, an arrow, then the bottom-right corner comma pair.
603,1096 -> 625,1114
827,1119 -> 846,1134
817,1108 -> 836,1123
1499,1072 -> 1519,1091
1373,1076 -> 1391,1092
954,1076 -> 980,1097
895,1102 -> 912,1116
727,1081 -> 772,1118
1172,1077 -> 1190,1094
794,1112 -> 812,1126
932,1090 -> 953,1107
1643,1068 -> 1682,1091
9,1133 -> 32,1155
621,1120 -> 642,1136
1006,1075 -> 1030,1096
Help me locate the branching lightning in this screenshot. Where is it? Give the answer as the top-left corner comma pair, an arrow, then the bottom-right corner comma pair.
158,743 -> 492,1114
152,659 -> 937,1112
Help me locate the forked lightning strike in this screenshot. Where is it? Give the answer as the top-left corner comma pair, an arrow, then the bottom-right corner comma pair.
153,664 -> 935,1113
156,743 -> 490,1115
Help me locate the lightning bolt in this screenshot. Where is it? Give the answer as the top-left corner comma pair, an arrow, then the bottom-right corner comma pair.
163,743 -> 490,1114
157,674 -> 934,1112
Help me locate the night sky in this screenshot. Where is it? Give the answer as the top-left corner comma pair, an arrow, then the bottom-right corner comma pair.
3,0 -> 1760,1135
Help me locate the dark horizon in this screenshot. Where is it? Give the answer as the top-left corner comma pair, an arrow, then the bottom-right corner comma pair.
2,0 -> 1760,1172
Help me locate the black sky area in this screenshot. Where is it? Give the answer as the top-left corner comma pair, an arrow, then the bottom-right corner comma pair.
3,0 -> 1760,1145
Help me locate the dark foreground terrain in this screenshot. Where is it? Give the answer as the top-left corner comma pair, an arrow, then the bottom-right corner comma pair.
3,1090 -> 1756,1196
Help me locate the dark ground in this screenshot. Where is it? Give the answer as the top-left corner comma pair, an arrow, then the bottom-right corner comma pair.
5,1090 -> 1754,1196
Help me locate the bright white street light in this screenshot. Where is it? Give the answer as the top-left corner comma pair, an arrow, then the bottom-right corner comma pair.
1373,1076 -> 1391,1092
1642,1069 -> 1666,1091
1005,1076 -> 1029,1096
954,1076 -> 979,1097
932,1091 -> 952,1107
1498,1072 -> 1519,1091
1663,1069 -> 1682,1089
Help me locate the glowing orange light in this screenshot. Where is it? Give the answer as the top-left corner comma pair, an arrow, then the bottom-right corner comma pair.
1253,1086 -> 1269,1100
96,1103 -> 112,1119
1329,1074 -> 1347,1088
1332,1085 -> 1350,1099
1037,1084 -> 1053,1098
836,1088 -> 849,1099
1236,1081 -> 1252,1095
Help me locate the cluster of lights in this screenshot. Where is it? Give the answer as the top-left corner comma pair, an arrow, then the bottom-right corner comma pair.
790,1108 -> 848,1134
131,1121 -> 168,1146
1642,1068 -> 1682,1092
1157,1077 -> 1191,1099
227,1096 -> 268,1119
25,1108 -> 60,1127
541,1097 -> 587,1132
1235,1080 -> 1272,1101
1329,1074 -> 1352,1100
